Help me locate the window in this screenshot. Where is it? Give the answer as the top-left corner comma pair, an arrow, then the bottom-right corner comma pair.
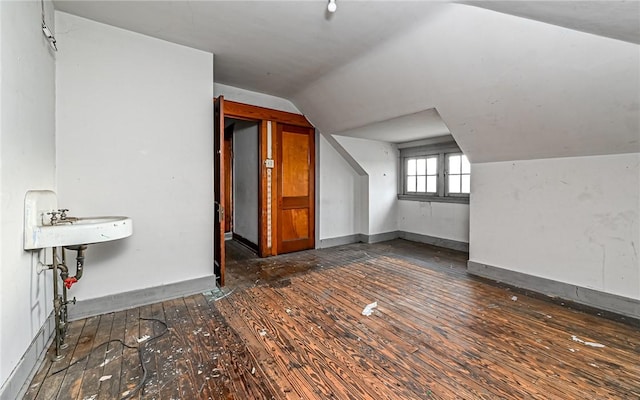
447,153 -> 471,195
406,156 -> 437,193
398,136 -> 470,203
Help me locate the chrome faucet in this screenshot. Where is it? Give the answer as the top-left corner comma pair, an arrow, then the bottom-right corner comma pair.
48,209 -> 78,225
46,211 -> 60,225
59,209 -> 79,224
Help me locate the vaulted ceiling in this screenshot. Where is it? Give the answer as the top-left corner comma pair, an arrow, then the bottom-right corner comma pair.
54,1 -> 639,162
54,0 -> 442,98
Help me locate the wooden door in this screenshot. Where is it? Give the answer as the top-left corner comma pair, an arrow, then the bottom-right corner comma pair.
213,96 -> 225,286
276,124 -> 315,253
224,124 -> 234,233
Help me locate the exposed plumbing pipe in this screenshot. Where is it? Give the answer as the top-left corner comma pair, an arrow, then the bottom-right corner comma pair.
52,247 -> 64,360
62,244 -> 87,289
58,249 -> 69,280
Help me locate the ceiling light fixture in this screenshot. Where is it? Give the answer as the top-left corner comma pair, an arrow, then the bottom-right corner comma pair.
327,0 -> 337,13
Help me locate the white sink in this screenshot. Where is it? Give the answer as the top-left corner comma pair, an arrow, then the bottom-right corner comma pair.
24,191 -> 133,250
26,216 -> 132,250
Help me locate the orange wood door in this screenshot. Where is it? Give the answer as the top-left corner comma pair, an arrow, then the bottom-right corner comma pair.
276,124 -> 315,253
214,96 -> 225,286
224,125 -> 234,233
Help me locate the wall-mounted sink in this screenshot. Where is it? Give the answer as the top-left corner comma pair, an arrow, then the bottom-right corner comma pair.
25,216 -> 132,250
24,191 -> 133,250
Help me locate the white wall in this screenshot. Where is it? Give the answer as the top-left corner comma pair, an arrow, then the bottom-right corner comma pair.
470,153 -> 640,300
326,134 -> 469,244
215,83 -> 300,114
55,12 -> 214,300
398,201 -> 469,243
212,86 -> 369,244
335,136 -> 398,235
318,135 -> 364,239
0,0 -> 56,390
233,121 -> 259,245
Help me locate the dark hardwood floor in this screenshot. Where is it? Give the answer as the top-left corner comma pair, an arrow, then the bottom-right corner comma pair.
24,240 -> 640,399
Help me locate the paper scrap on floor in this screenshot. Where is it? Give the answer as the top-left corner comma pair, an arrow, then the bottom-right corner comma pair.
362,301 -> 378,316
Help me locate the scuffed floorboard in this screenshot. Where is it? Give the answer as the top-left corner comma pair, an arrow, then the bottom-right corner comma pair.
23,240 -> 640,399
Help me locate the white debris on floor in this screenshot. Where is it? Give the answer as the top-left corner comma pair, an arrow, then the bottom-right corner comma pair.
98,356 -> 118,367
571,335 -> 606,348
99,375 -> 112,382
511,296 -> 518,301
362,301 -> 378,316
136,335 -> 151,343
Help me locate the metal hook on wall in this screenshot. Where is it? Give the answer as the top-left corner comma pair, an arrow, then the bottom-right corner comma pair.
41,0 -> 57,51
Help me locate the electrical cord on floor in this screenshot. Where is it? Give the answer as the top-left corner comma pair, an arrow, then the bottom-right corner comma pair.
52,317 -> 169,400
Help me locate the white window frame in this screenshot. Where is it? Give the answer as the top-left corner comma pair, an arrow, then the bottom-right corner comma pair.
445,152 -> 471,198
398,137 -> 469,204
405,155 -> 438,194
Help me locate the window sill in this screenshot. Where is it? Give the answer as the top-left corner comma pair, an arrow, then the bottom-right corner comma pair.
397,194 -> 469,204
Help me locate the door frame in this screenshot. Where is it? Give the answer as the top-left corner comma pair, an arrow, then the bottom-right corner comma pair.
213,96 -> 225,286
213,98 -> 314,279
224,124 -> 234,234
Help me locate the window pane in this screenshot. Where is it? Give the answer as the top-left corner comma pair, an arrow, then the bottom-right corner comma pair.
462,175 -> 470,193
426,157 -> 437,175
407,176 -> 416,192
449,175 -> 460,193
416,158 -> 426,175
461,155 -> 470,174
449,155 -> 461,174
407,159 -> 416,176
427,176 -> 437,192
416,176 -> 426,192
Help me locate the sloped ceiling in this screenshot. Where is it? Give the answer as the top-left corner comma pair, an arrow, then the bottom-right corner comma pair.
293,3 -> 639,162
54,1 -> 639,163
464,1 -> 640,45
54,0 -> 441,98
335,109 -> 451,143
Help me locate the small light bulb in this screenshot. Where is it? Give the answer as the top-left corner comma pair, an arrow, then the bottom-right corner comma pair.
327,0 -> 337,13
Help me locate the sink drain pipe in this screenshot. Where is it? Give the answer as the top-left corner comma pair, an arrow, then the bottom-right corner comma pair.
62,244 -> 87,289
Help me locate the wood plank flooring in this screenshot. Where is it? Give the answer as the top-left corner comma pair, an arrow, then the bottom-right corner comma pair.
24,240 -> 640,399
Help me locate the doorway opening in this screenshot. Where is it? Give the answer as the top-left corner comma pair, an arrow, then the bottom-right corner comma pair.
214,97 -> 316,286
225,118 -> 260,254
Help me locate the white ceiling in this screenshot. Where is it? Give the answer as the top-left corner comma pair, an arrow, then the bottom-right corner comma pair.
53,1 -> 639,161
336,108 -> 450,143
292,3 -> 639,162
464,1 -> 640,45
54,1 -> 639,100
54,0 -> 443,99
